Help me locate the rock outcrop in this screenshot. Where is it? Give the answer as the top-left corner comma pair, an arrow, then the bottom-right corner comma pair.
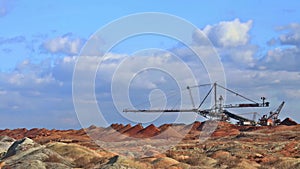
136,124 -> 160,138
280,117 -> 298,126
0,136 -> 15,158
0,120 -> 299,168
0,137 -> 110,169
100,155 -> 148,169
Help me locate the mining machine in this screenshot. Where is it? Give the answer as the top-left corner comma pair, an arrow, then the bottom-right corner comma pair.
258,101 -> 285,126
124,82 -> 272,125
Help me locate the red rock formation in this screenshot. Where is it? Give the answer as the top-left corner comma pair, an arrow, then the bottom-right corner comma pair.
158,124 -> 172,132
110,123 -> 125,131
110,123 -> 119,130
115,124 -> 124,131
117,124 -> 132,133
136,124 -> 160,138
280,118 -> 298,126
123,124 -> 143,136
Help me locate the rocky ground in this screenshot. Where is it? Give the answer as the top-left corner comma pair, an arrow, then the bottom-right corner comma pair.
0,118 -> 299,169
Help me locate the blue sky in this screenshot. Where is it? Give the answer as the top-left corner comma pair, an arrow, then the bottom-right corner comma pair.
1,0 -> 300,129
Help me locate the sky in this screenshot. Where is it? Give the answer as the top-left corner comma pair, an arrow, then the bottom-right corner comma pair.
1,0 -> 300,129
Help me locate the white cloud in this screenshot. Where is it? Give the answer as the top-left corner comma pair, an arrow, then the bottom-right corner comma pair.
260,23 -> 300,71
258,40 -> 300,71
106,53 -> 202,91
225,68 -> 300,88
254,23 -> 300,71
278,23 -> 300,46
71,52 -> 208,125
220,45 -> 257,67
42,34 -> 84,55
203,18 -> 253,48
192,19 -> 256,68
1,50 -> 300,128
0,58 -> 77,128
223,66 -> 300,122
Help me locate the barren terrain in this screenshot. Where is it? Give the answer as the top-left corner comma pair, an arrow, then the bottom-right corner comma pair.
0,118 -> 299,169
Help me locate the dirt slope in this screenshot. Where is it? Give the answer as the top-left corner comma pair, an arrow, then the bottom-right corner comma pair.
0,120 -> 299,168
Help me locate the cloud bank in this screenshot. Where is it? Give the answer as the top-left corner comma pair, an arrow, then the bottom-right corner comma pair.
0,19 -> 300,128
